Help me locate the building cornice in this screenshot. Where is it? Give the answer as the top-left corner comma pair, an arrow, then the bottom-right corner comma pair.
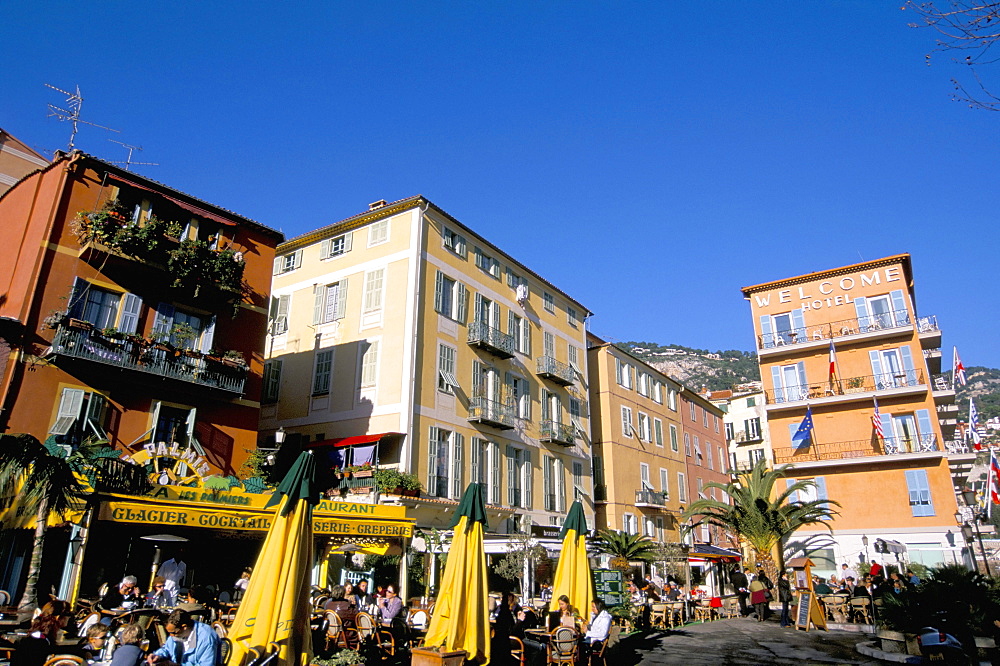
740,254 -> 913,296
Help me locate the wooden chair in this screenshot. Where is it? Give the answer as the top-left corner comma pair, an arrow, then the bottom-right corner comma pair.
546,626 -> 578,666
0,590 -> 10,605
723,597 -> 740,619
354,611 -> 378,644
510,636 -> 526,666
43,656 -> 85,666
219,638 -> 233,666
667,601 -> 685,628
648,603 -> 668,629
325,611 -> 352,651
850,597 -> 872,624
375,627 -> 397,660
587,638 -> 608,666
212,621 -> 228,639
693,602 -> 713,623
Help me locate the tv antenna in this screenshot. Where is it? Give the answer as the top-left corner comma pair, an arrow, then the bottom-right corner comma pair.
107,139 -> 158,171
45,83 -> 120,150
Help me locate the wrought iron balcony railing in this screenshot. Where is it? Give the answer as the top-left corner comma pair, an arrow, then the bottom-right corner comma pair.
467,396 -> 516,430
757,308 -> 916,349
535,355 -> 574,385
764,370 -> 925,404
539,420 -> 575,446
52,325 -> 246,394
930,373 -> 954,392
774,434 -> 939,464
635,489 -> 667,507
467,320 -> 515,358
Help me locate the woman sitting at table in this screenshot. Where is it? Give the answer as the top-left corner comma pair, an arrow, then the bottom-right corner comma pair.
109,624 -> 145,666
342,583 -> 357,609
553,595 -> 577,630
583,599 -> 611,645
12,599 -> 72,666
146,577 -> 170,609
323,585 -> 356,625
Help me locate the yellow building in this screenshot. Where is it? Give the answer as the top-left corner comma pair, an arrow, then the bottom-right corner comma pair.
587,333 -> 686,544
261,196 -> 593,541
742,254 -> 960,575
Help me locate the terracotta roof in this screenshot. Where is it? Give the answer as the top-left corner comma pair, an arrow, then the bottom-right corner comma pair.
740,253 -> 912,295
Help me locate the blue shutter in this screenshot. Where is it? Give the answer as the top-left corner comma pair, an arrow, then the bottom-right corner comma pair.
899,345 -> 916,385
759,315 -> 774,348
879,413 -> 893,452
890,290 -> 908,325
788,422 -> 809,449
869,350 -> 884,385
915,409 -> 935,450
200,315 -> 216,353
854,297 -> 871,332
815,477 -> 830,519
785,478 -> 799,504
68,277 -> 87,319
152,303 -> 175,338
118,293 -> 142,334
905,469 -> 935,517
796,362 -> 808,394
791,308 -> 805,337
771,366 -> 785,403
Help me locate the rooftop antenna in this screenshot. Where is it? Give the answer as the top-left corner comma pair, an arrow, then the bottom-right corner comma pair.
106,139 -> 159,171
45,83 -> 120,150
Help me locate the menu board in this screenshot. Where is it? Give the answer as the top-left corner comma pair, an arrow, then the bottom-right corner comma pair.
796,590 -> 813,630
592,568 -> 624,607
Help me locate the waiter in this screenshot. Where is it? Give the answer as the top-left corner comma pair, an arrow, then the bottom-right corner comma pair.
158,548 -> 187,605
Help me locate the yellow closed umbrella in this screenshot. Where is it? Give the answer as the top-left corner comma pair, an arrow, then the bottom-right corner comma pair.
551,500 -> 593,621
423,482 -> 490,664
229,451 -> 319,666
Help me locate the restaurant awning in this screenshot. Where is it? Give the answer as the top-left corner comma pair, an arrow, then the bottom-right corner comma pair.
689,544 -> 742,562
305,433 -> 400,448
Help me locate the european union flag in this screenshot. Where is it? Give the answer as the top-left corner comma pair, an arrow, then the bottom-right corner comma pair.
792,406 -> 814,448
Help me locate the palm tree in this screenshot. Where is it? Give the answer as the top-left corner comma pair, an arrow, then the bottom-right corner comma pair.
682,458 -> 839,581
592,529 -> 660,570
0,434 -> 150,612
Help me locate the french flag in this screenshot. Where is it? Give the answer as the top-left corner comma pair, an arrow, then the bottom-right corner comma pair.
828,341 -> 838,383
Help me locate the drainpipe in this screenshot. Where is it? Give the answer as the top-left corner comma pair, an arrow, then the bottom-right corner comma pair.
401,201 -> 429,478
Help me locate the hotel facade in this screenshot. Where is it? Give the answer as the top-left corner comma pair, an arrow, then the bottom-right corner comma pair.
742,254 -> 960,576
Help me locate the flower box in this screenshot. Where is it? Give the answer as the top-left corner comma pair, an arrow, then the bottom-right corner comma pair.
67,318 -> 93,332
411,648 -> 467,666
349,487 -> 372,494
353,470 -> 373,478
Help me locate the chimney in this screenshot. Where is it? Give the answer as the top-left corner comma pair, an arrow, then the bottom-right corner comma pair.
369,199 -> 387,211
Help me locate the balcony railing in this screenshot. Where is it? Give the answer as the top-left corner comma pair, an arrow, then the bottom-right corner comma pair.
52,325 -> 247,394
539,420 -> 575,446
468,396 -> 515,430
763,370 -> 925,404
758,308 -> 915,349
467,320 -> 515,358
635,489 -> 667,507
729,430 -> 763,444
535,355 -> 574,385
931,373 -> 954,392
774,434 -> 939,464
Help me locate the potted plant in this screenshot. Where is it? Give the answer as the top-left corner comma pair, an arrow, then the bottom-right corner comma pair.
101,327 -> 125,340
163,220 -> 184,243
42,310 -> 67,330
170,322 -> 198,352
222,349 -> 246,368
353,462 -> 374,478
311,649 -> 364,666
845,376 -> 866,393
67,317 -> 93,332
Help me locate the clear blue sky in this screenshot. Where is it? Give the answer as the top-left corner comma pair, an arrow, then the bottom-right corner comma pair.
4,2 -> 997,368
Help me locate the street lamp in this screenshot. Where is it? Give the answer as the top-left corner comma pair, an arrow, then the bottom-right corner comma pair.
275,427 -> 286,445
960,488 -> 992,577
861,535 -> 869,563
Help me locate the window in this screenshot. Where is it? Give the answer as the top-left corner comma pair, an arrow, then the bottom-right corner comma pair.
684,432 -> 691,456
759,309 -> 805,348
677,472 -> 687,503
572,462 -> 584,497
621,406 -> 634,438
640,463 -> 651,489
360,340 -> 379,387
786,477 -> 831,519
427,427 -> 464,499
150,403 -> 198,448
506,373 -> 531,419
508,312 -> 531,354
313,280 -> 348,324
83,288 -> 120,330
638,412 -> 651,442
615,358 -> 633,389
149,303 -> 215,353
659,468 -> 669,498
770,361 -> 808,403
689,402 -> 697,421
362,269 -> 385,313
787,421 -> 811,449
434,271 -> 468,322
693,436 -> 702,465
653,381 -> 663,404
438,344 -> 459,393
470,438 -> 500,503
320,232 -> 353,259
705,441 -> 713,470
269,295 -> 290,335
506,446 -> 533,509
569,398 -> 582,427
274,250 -> 302,274
653,418 -> 664,448
312,349 -> 333,395
262,360 -> 282,403
854,290 -> 910,332
869,346 -> 918,390
905,469 -> 935,516
473,293 -> 500,328
474,248 -> 500,278
745,417 -> 762,440
540,389 -> 560,425
669,424 -> 679,452
637,372 -> 649,397
623,513 -> 637,535
668,388 -> 678,411
568,345 -> 579,372
543,332 -> 555,359
644,517 -> 655,538
48,388 -> 108,447
714,414 -> 719,432
725,422 -> 735,442
506,268 -> 527,290
543,455 -> 565,512
656,517 -> 665,541
697,478 -> 705,499
746,396 -> 757,408
443,227 -> 467,257
703,408 -> 709,427
543,292 -> 555,313
368,219 -> 389,246
567,307 -> 579,328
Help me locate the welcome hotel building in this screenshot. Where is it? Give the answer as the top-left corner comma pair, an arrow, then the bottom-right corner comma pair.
742,254 -> 960,574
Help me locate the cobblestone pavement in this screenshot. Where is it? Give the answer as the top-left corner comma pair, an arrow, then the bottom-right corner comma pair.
620,616 -> 881,666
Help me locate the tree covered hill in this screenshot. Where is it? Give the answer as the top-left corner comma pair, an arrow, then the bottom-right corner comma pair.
957,366 -> 1000,422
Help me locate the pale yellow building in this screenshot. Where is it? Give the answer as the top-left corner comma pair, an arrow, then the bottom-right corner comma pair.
260,196 -> 594,540
587,333 -> 686,544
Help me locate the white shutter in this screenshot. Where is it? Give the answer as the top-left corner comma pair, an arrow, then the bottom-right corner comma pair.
334,278 -> 348,320
470,438 -> 481,486
320,239 -> 331,259
473,293 -> 483,323
49,388 -> 86,435
342,232 -> 353,252
292,250 -> 303,269
274,295 -> 290,334
434,271 -> 444,313
427,427 -> 439,496
153,303 -> 175,337
523,449 -> 533,509
118,293 -> 142,334
273,257 -> 282,275
490,442 -> 500,504
85,393 -> 108,439
507,445 -> 517,506
456,283 -> 468,323
186,408 -> 204,454
490,301 -> 500,328
543,455 -> 553,510
313,285 -> 325,325
452,433 -> 464,499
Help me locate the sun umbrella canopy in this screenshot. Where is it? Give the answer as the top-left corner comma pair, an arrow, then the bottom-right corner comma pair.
552,500 -> 594,621
229,451 -> 319,666
423,482 -> 490,663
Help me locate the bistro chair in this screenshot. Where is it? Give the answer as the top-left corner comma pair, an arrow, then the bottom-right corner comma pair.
0,590 -> 10,606
587,638 -> 608,666
212,622 -> 228,639
219,638 -> 233,666
546,627 -> 578,666
850,597 -> 873,624
648,603 -> 668,629
723,597 -> 740,619
354,611 -> 378,644
510,637 -> 526,666
375,627 -> 398,660
667,601 -> 685,628
325,612 -> 351,651
0,646 -> 14,664
43,656 -> 85,666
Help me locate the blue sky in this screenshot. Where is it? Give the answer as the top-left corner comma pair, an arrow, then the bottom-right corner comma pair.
4,2 -> 998,368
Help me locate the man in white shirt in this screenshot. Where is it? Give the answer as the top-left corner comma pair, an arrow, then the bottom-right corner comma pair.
841,563 -> 859,584
158,550 -> 187,605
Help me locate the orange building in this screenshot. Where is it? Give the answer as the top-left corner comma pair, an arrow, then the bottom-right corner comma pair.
742,254 -> 960,576
0,150 -> 282,598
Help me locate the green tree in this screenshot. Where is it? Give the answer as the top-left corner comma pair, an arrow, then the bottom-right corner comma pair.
495,531 -> 547,594
682,458 -> 839,581
0,434 -> 149,612
592,530 -> 660,568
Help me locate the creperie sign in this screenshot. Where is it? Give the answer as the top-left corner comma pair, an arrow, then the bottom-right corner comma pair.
752,267 -> 902,311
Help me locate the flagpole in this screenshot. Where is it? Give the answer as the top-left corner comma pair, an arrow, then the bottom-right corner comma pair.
987,460 -> 994,520
952,346 -> 959,391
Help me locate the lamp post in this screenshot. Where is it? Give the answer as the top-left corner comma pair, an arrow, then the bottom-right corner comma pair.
960,488 -> 992,577
861,535 -> 869,564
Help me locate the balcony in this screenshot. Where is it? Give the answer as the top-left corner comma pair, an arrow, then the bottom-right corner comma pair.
539,420 -> 575,446
730,430 -> 763,444
917,315 -> 941,348
757,309 -> 924,356
775,434 -> 940,465
763,370 -> 926,411
635,489 -> 667,508
923,347 -> 942,375
467,321 -> 515,359
51,325 -> 247,394
467,396 -> 515,430
535,355 -> 574,386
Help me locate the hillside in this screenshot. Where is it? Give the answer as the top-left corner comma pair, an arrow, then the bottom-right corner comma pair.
957,366 -> 1000,421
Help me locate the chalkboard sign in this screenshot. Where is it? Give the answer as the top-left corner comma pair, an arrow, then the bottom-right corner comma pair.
593,568 -> 624,607
795,590 -> 813,630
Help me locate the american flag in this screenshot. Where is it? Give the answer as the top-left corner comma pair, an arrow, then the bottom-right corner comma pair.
872,398 -> 884,440
953,347 -> 967,388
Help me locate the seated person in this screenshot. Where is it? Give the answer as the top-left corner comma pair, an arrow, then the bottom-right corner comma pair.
812,576 -> 833,595
323,584 -> 355,620
109,624 -> 145,666
76,624 -> 110,662
583,599 -> 612,646
554,595 -> 576,629
376,585 -> 404,627
665,582 -> 683,601
147,610 -> 220,666
146,577 -> 171,609
12,600 -> 72,666
175,587 -> 213,623
100,577 -> 142,611
513,605 -> 539,638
